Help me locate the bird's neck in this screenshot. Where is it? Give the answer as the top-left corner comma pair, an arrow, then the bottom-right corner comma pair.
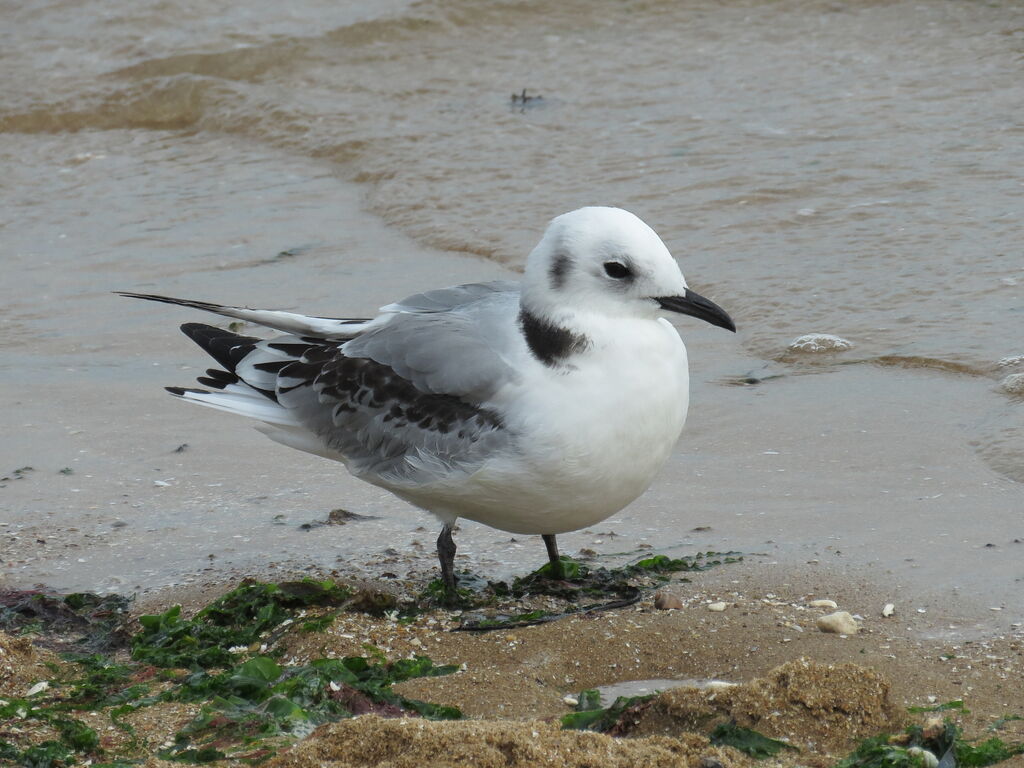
517,305 -> 590,368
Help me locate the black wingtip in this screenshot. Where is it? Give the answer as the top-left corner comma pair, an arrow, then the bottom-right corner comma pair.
165,386 -> 209,397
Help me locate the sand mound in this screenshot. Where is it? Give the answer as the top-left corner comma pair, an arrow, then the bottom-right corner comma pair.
266,717 -> 748,768
633,658 -> 903,753
266,659 -> 900,766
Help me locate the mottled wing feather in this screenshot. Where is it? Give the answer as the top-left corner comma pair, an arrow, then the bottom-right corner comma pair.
128,283 -> 523,487
274,343 -> 509,485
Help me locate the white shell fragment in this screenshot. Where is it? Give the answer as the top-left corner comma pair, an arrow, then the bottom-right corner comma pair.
787,333 -> 853,353
882,603 -> 895,618
808,599 -> 838,610
707,602 -> 728,612
816,611 -> 860,635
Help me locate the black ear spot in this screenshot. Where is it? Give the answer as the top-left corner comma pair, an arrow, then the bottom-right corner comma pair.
549,252 -> 571,290
603,261 -> 633,280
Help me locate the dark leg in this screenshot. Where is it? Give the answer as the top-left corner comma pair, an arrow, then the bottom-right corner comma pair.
437,523 -> 457,597
542,533 -> 564,579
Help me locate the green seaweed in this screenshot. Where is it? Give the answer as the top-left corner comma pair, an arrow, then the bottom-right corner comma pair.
131,579 -> 352,669
2,579 -> 463,765
956,737 -> 1024,767
907,699 -> 968,714
454,550 -> 742,630
835,720 -> 1024,768
560,689 -> 656,733
159,653 -> 460,761
710,721 -> 797,757
0,697 -> 102,766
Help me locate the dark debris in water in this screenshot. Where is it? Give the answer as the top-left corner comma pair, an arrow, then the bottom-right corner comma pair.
298,507 -> 378,530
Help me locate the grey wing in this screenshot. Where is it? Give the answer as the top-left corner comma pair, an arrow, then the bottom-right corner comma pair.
263,287 -> 524,486
379,280 -> 518,314
345,281 -> 524,401
158,280 -> 525,487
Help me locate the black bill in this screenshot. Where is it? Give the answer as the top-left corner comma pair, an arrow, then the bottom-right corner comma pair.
655,289 -> 736,332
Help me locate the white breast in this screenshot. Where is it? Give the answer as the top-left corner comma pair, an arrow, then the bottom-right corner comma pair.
441,316 -> 690,534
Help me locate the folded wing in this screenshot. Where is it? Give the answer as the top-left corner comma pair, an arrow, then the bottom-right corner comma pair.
123,283 -> 522,486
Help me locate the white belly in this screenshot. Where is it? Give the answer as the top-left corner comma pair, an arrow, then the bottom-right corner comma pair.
417,317 -> 690,534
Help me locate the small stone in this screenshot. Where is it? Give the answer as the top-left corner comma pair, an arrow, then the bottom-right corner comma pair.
707,602 -> 728,612
699,758 -> 725,768
654,591 -> 683,610
808,599 -> 838,610
816,611 -> 859,634
788,333 -> 853,353
562,695 -> 579,706
882,603 -> 895,617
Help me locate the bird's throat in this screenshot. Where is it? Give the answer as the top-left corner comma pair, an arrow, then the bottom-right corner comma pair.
518,308 -> 590,367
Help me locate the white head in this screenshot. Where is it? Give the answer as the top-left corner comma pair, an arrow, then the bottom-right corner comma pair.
521,206 -> 735,331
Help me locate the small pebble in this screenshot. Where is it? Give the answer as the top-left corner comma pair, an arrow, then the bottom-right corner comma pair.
808,599 -> 838,610
788,333 -> 853,353
816,611 -> 859,635
562,695 -> 579,706
707,602 -> 728,612
654,591 -> 683,610
882,603 -> 895,617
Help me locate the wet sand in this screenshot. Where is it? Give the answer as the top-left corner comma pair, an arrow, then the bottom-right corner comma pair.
2,152 -> 1021,637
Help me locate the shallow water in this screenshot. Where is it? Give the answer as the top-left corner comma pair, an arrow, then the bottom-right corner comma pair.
1,0 -> 1022,632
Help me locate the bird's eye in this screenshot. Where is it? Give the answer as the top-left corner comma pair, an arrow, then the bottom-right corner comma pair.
603,261 -> 632,279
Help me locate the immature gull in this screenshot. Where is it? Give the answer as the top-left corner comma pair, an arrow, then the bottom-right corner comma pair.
121,207 -> 735,596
